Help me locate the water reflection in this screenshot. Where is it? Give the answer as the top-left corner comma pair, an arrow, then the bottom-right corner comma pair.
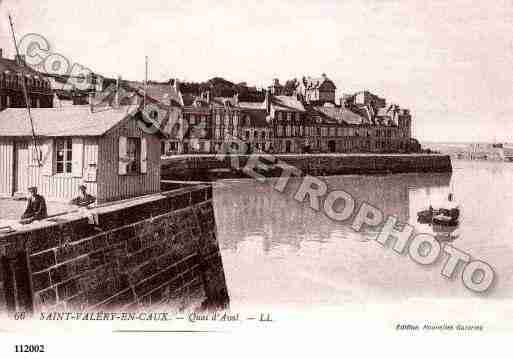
214,162 -> 513,307
214,172 -> 452,252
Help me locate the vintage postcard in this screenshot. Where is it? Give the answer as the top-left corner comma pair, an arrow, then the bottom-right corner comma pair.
0,0 -> 510,357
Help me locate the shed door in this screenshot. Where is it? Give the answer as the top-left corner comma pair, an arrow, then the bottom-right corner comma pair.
15,141 -> 29,194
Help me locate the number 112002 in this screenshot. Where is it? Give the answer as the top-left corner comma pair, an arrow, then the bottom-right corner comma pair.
15,345 -> 46,353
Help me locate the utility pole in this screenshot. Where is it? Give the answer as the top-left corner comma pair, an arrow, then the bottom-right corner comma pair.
8,14 -> 41,166
144,56 -> 148,109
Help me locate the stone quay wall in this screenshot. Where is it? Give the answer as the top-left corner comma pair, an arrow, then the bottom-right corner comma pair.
161,154 -> 452,181
0,185 -> 228,313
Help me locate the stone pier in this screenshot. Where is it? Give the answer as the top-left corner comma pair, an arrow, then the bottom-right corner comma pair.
0,185 -> 228,313
161,153 -> 452,181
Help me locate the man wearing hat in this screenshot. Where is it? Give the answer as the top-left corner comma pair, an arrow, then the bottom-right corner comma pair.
70,184 -> 99,229
70,184 -> 96,207
21,186 -> 48,222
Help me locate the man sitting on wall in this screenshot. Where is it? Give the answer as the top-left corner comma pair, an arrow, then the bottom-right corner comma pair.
70,185 -> 96,207
70,184 -> 100,230
20,186 -> 48,223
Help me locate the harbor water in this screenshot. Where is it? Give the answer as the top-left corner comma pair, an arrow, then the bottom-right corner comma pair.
214,160 -> 513,324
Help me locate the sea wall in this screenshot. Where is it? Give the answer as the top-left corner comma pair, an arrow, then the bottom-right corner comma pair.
161,154 -> 452,181
0,185 -> 228,313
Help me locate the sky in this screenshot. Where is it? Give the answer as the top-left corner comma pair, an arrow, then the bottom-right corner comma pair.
0,0 -> 512,142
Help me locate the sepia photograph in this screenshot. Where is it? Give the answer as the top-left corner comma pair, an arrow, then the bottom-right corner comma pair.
0,0 -> 511,357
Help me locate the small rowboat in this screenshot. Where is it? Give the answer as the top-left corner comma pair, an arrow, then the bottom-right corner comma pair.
417,209 -> 434,224
432,214 -> 459,227
417,207 -> 460,226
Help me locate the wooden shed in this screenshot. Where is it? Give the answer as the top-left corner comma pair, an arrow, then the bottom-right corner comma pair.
0,105 -> 162,203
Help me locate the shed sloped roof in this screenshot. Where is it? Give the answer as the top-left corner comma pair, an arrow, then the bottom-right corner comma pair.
0,105 -> 139,137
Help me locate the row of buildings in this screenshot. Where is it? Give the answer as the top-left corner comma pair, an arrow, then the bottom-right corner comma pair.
0,49 -> 419,203
163,75 -> 417,156
0,50 -> 417,157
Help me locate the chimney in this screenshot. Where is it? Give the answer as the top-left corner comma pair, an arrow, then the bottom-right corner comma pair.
265,87 -> 271,114
233,93 -> 239,106
15,54 -> 26,66
114,76 -> 121,107
88,92 -> 94,113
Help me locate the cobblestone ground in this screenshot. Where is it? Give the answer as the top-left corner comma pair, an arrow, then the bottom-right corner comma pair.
0,198 -> 74,220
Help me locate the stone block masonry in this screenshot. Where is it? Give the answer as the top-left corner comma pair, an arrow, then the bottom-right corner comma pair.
0,185 -> 228,313
161,154 -> 452,181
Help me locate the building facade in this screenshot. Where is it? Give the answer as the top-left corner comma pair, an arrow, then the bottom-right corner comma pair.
267,93 -> 307,153
181,92 -> 213,154
299,74 -> 337,104
0,51 -> 53,110
239,108 -> 272,152
156,77 -> 417,155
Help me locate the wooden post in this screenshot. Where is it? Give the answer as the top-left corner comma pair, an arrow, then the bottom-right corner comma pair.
11,140 -> 17,196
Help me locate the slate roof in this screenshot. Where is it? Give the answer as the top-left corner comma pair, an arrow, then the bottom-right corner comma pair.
302,75 -> 336,90
180,92 -> 211,113
125,81 -> 182,107
272,96 -> 305,112
238,101 -> 265,110
0,57 -> 43,77
89,83 -> 140,108
376,108 -> 389,117
241,109 -> 270,128
212,97 -> 239,108
0,105 -> 139,137
313,106 -> 366,125
181,92 -> 197,107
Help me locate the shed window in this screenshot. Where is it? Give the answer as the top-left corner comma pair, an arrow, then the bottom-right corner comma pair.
127,137 -> 141,174
119,136 -> 147,175
56,138 -> 73,174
